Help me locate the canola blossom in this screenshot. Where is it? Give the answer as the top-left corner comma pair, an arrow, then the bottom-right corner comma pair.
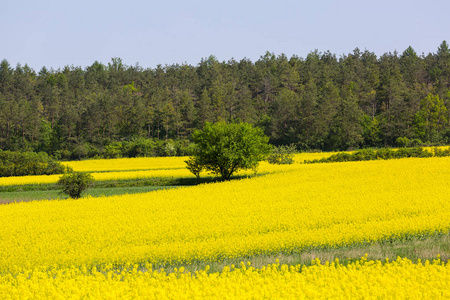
62,156 -> 189,172
62,153 -> 336,172
0,174 -> 61,186
0,257 -> 448,299
0,157 -> 449,273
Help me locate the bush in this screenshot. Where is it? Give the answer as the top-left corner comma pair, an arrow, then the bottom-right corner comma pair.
434,147 -> 450,157
304,147 -> 437,164
267,144 -> 296,164
103,142 -> 123,158
175,139 -> 196,156
396,137 -> 423,148
352,149 -> 377,161
123,138 -> 156,157
58,171 -> 94,199
160,139 -> 177,156
71,143 -> 90,160
396,137 -> 410,147
394,147 -> 432,158
0,150 -> 69,177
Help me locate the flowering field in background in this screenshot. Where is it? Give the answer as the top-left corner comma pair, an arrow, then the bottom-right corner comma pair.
62,156 -> 189,172
0,157 -> 449,273
62,152 -> 336,172
0,174 -> 61,186
0,257 -> 448,299
0,153 -> 336,186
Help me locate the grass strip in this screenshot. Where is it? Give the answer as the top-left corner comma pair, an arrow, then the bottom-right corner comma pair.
141,233 -> 450,274
0,173 -> 261,193
0,185 -> 183,204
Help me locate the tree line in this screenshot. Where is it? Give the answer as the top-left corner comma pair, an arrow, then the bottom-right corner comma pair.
1,41 -> 450,159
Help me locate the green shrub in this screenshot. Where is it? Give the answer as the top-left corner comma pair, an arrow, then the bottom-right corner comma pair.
352,149 -> 377,161
0,150 -> 69,177
162,139 -> 177,156
396,137 -> 410,147
175,139 -> 196,156
433,147 -> 450,157
58,171 -> 94,199
375,148 -> 394,159
71,143 -> 90,160
103,142 -> 123,158
394,147 -> 432,158
267,144 -> 296,164
123,138 -> 156,157
304,147 -> 437,164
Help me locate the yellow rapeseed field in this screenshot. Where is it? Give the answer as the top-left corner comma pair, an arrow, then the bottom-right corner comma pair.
0,157 -> 449,273
62,156 -> 189,172
0,257 -> 448,299
1,156 -> 450,297
62,153 -> 336,172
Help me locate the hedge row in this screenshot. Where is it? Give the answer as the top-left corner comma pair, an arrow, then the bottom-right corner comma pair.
304,147 -> 450,164
0,150 -> 70,177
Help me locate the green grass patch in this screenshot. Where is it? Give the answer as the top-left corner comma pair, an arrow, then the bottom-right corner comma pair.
0,172 -> 262,203
0,173 -> 261,193
0,185 -> 181,204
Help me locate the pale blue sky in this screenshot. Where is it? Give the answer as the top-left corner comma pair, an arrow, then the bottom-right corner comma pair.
1,0 -> 449,71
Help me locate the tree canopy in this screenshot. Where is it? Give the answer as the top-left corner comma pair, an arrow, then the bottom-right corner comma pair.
188,122 -> 271,180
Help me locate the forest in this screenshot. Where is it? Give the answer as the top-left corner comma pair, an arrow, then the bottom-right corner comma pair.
1,41 -> 450,159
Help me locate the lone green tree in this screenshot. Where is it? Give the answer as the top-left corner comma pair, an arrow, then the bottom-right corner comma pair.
58,171 -> 94,198
187,122 -> 271,180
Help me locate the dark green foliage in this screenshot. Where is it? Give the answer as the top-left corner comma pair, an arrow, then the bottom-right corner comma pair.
57,171 -> 94,199
395,137 -> 422,148
184,157 -> 203,179
102,142 -> 123,158
394,148 -> 433,158
267,144 -> 296,164
119,139 -> 192,158
188,122 -> 271,180
432,147 -> 450,157
0,150 -> 69,177
122,138 -> 157,157
304,148 -> 437,164
1,42 -> 450,155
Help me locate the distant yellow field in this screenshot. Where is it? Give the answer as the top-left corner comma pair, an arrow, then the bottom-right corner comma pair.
0,152 -> 337,186
62,152 -> 336,172
62,156 -> 189,172
2,148 -> 449,187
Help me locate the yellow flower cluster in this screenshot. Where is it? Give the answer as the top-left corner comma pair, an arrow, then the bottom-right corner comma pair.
0,157 -> 449,273
62,153 -> 336,172
0,257 -> 448,299
0,174 -> 61,186
62,156 -> 189,172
